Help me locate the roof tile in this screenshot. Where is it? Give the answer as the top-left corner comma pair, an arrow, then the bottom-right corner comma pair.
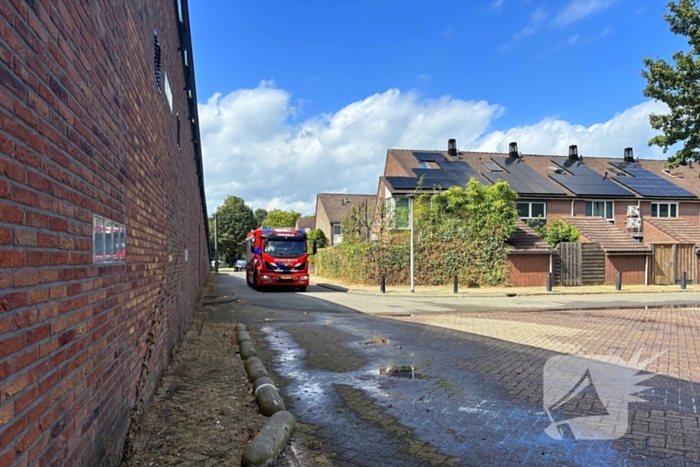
562,217 -> 650,253
643,217 -> 700,244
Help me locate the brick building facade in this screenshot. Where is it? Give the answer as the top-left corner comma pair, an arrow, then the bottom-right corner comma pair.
0,1 -> 209,466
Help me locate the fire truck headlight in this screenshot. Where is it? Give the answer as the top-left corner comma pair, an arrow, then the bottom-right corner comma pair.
300,275 -> 309,280
261,275 -> 270,280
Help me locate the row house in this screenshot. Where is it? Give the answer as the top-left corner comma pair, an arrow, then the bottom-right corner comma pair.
377,140 -> 700,286
313,194 -> 376,246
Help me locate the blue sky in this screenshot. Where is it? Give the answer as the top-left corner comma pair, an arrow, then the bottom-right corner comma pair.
189,1 -> 683,215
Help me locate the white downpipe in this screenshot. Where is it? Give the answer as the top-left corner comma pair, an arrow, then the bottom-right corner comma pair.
571,199 -> 575,217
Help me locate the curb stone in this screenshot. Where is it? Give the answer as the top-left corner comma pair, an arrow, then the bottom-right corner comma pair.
237,330 -> 252,343
240,340 -> 258,359
237,324 -> 296,466
241,411 -> 296,467
245,357 -> 268,381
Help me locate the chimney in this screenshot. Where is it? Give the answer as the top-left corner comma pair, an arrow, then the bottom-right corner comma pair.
568,145 -> 579,161
447,139 -> 457,157
508,142 -> 519,159
623,147 -> 634,162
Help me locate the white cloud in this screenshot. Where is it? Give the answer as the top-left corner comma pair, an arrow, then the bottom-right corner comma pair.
473,100 -> 668,158
200,83 -> 500,214
567,34 -> 580,45
500,7 -> 548,51
200,84 -> 668,215
492,0 -> 506,9
552,0 -> 618,28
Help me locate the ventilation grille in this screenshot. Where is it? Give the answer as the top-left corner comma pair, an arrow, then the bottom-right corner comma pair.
154,31 -> 162,92
176,114 -> 181,149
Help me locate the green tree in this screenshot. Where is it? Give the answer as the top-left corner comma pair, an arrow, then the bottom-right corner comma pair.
642,0 -> 700,167
307,228 -> 328,248
532,218 -> 580,247
254,208 -> 268,228
263,209 -> 300,227
417,179 -> 519,242
340,201 -> 374,244
212,196 -> 256,264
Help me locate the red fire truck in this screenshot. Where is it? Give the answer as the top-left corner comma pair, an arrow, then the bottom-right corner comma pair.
245,227 -> 316,291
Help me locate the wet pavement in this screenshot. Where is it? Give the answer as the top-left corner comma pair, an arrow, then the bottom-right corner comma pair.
219,272 -> 700,466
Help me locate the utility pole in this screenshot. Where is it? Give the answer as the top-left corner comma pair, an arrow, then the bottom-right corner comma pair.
214,213 -> 219,273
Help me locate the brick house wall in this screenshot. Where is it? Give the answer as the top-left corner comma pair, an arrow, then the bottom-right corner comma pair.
507,254 -> 550,287
641,222 -> 677,245
314,196 -> 332,246
679,202 -> 700,225
0,2 -> 208,467
605,256 -> 646,285
383,153 -> 410,177
545,200 -> 571,221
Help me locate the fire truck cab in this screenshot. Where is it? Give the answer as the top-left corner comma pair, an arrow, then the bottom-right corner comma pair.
245,227 -> 316,291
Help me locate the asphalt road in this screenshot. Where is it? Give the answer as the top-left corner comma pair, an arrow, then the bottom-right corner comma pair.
217,272 -> 700,467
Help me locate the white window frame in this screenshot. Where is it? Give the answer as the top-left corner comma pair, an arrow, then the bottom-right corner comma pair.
332,224 -> 342,235
93,215 -> 126,264
516,201 -> 546,220
585,200 -> 615,221
651,202 -> 678,218
417,161 -> 432,169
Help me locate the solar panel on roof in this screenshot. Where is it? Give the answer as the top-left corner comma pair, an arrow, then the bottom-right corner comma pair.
413,152 -> 446,162
491,158 -> 566,195
410,159 -> 487,186
551,160 -> 634,196
483,161 -> 503,172
611,162 -> 697,198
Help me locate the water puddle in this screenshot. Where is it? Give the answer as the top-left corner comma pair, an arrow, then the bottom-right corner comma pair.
380,365 -> 425,379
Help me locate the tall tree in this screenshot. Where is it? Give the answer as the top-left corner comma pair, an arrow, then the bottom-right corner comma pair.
263,209 -> 301,228
213,196 -> 256,263
642,0 -> 700,167
254,208 -> 268,228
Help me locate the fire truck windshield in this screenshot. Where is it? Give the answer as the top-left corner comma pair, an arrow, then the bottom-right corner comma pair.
263,239 -> 306,257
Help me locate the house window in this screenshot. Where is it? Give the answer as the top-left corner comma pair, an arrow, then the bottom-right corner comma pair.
516,201 -> 546,227
651,202 -> 678,218
394,197 -> 410,229
332,225 -> 341,235
585,201 -> 614,221
93,215 -> 126,264
417,161 -> 432,169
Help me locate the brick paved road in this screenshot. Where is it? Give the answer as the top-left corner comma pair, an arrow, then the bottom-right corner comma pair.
221,273 -> 700,466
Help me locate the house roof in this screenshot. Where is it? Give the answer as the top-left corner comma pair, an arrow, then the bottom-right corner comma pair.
508,220 -> 554,254
562,217 -> 651,254
643,217 -> 700,244
316,193 -> 376,224
296,216 -> 315,231
383,148 -> 700,200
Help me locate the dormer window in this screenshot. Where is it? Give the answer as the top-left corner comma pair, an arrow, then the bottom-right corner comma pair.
417,161 -> 432,169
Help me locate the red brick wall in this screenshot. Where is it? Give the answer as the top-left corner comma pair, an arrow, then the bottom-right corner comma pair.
641,221 -> 676,246
605,256 -> 646,285
0,2 -> 209,466
545,200 -> 571,221
507,254 -> 550,287
679,202 -> 700,225
383,153 -> 410,177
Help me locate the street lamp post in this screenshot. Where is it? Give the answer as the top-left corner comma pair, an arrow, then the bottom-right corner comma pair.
409,196 -> 414,293
214,213 -> 219,273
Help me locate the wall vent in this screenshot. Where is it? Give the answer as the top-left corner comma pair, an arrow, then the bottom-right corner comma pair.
154,30 -> 162,92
